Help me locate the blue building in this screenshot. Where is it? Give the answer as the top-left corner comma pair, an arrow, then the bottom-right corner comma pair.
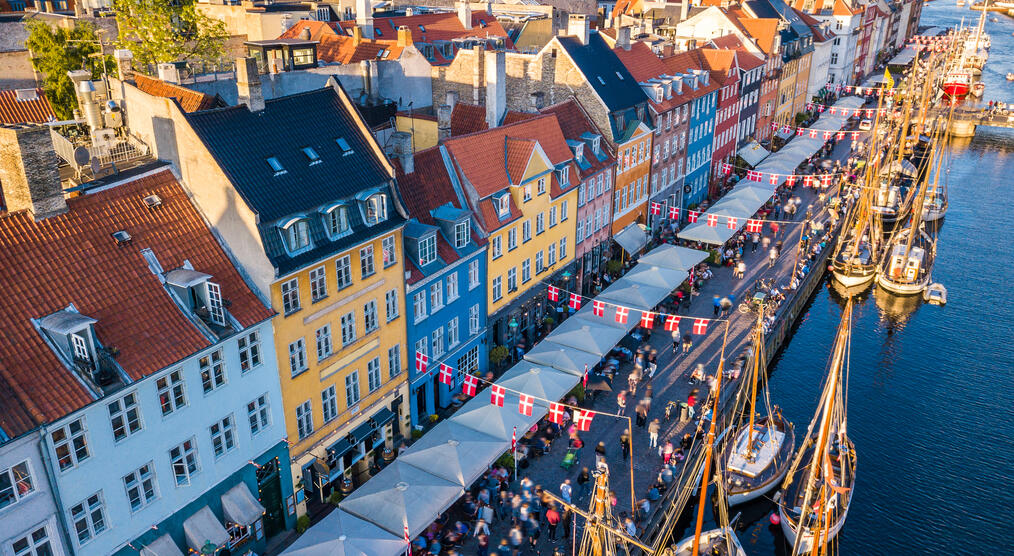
674,59 -> 720,207
392,142 -> 489,428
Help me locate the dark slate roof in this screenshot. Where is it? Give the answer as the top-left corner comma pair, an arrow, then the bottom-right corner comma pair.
557,33 -> 646,114
185,87 -> 403,275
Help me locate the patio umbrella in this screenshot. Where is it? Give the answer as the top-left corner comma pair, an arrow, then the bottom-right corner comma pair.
621,264 -> 688,291
499,361 -> 580,403
548,314 -> 628,356
524,340 -> 602,376
597,280 -> 671,311
636,244 -> 708,273
584,374 -> 612,393
281,510 -> 405,556
399,420 -> 505,486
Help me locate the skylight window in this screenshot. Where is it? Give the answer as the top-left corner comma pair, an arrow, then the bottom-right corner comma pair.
375,28 -> 383,36
266,157 -> 286,175
336,138 -> 353,155
302,147 -> 321,165
419,25 -> 426,32
597,76 -> 605,85
615,71 -> 624,80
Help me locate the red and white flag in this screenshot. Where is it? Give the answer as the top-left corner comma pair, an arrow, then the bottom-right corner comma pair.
573,409 -> 593,431
829,107 -> 837,115
693,318 -> 708,335
786,174 -> 798,187
747,170 -> 762,181
490,385 -> 505,407
439,363 -> 454,386
821,174 -> 833,187
415,351 -> 429,374
518,394 -> 534,417
809,129 -> 819,138
640,311 -> 655,329
547,285 -> 560,302
769,173 -> 779,185
687,210 -> 700,223
817,105 -> 826,113
593,300 -> 605,317
836,131 -> 846,140
796,128 -> 806,136
770,122 -> 779,130
726,216 -> 738,230
706,214 -> 718,227
823,130 -> 833,140
805,103 -> 813,111
803,176 -> 814,188
568,293 -> 582,310
845,86 -> 853,94
782,125 -> 792,135
650,201 -> 661,215
405,525 -> 411,544
853,108 -> 863,117
721,162 -> 732,175
851,131 -> 860,140
511,425 -> 517,453
463,374 -> 478,396
548,402 -> 565,424
615,306 -> 629,324
746,219 -> 763,233
668,206 -> 680,220
664,314 -> 681,332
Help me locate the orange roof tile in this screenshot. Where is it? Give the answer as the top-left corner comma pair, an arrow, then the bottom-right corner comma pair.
736,14 -> 780,55
504,137 -> 536,184
133,74 -> 220,113
536,100 -> 615,180
0,168 -> 273,436
312,33 -> 405,64
0,89 -> 56,124
450,103 -> 488,136
278,19 -> 341,40
501,110 -> 536,125
336,11 -> 512,64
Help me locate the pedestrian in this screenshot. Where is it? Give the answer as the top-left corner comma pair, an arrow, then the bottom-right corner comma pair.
560,479 -> 572,505
761,235 -> 771,250
576,467 -> 591,499
545,505 -> 561,542
770,222 -> 780,238
775,240 -> 784,256
496,538 -> 511,556
671,329 -> 680,354
616,390 -> 627,416
526,516 -> 541,548
477,534 -> 490,556
508,526 -> 524,555
562,508 -> 573,540
768,246 -> 778,268
648,419 -> 660,449
751,232 -> 760,252
682,334 -> 693,354
594,442 -> 606,466
662,440 -> 674,464
475,518 -> 491,537
635,401 -> 648,428
720,296 -> 732,317
620,429 -> 631,460
627,371 -> 640,395
712,295 -> 721,316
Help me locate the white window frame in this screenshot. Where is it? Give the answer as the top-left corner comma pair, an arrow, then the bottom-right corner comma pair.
382,235 -> 397,267
345,371 -> 361,407
359,245 -> 375,278
315,324 -> 333,361
388,344 -> 402,379
51,419 -> 89,471
69,492 -> 107,545
295,400 -> 314,440
429,282 -> 443,312
469,304 -> 480,335
447,317 -> 460,348
247,394 -> 271,435
156,370 -> 187,416
413,292 -> 426,323
468,260 -> 480,290
335,255 -> 353,289
446,273 -> 459,302
367,357 -> 382,393
288,338 -> 308,376
385,289 -> 399,321
169,439 -> 199,486
210,415 -> 237,458
280,278 -> 300,315
454,221 -> 469,248
340,312 -> 356,346
108,392 -> 142,442
309,266 -> 328,302
199,349 -> 226,394
0,459 -> 35,510
321,385 -> 338,423
363,300 -> 379,333
238,331 -> 262,373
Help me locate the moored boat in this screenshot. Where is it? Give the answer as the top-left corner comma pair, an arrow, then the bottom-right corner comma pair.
971,82 -> 985,97
674,528 -> 747,556
876,227 -> 935,296
725,414 -> 795,505
925,283 -> 948,305
941,70 -> 972,98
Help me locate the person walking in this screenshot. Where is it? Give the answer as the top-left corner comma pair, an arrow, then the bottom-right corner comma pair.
671,329 -> 681,354
496,538 -> 512,556
712,295 -> 721,316
477,534 -> 490,556
545,505 -> 561,542
768,246 -> 778,268
576,467 -> 591,499
620,429 -> 631,460
559,479 -> 572,504
594,442 -> 606,467
761,234 -> 771,251
735,260 -> 746,279
720,296 -> 732,317
616,390 -> 627,416
648,419 -> 660,449
635,401 -> 649,428
770,222 -> 780,239
751,232 -> 760,252
682,333 -> 693,354
662,440 -> 674,464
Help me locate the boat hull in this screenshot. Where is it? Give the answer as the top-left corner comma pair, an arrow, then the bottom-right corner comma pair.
675,528 -> 747,556
724,416 -> 795,506
778,493 -> 853,553
941,82 -> 970,98
831,266 -> 876,288
876,273 -> 931,296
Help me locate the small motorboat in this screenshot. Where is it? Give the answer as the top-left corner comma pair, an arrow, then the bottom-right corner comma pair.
971,82 -> 985,97
924,283 -> 947,305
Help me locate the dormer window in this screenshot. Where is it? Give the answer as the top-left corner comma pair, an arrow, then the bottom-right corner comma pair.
572,143 -> 584,160
365,193 -> 388,225
281,218 -> 311,253
591,136 -> 601,153
419,234 -> 437,266
454,220 -> 469,249
323,204 -> 351,239
38,308 -> 108,383
302,147 -> 321,165
266,157 -> 286,175
336,137 -> 354,155
496,194 -> 510,217
655,87 -> 663,102
165,269 -> 228,327
558,166 -> 569,186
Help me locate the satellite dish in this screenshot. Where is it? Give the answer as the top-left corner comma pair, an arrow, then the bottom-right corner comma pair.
73,146 -> 90,166
90,156 -> 101,175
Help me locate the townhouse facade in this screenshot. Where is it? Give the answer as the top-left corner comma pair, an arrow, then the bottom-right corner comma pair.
0,429 -> 71,556
701,48 -> 742,194
662,52 -> 719,208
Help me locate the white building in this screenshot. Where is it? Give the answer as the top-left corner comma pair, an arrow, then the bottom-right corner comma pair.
0,429 -> 72,556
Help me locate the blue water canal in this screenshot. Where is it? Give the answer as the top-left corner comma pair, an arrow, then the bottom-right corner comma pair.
735,3 -> 1014,553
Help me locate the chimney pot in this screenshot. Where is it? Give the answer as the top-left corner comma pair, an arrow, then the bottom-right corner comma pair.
484,50 -> 506,129
236,57 -> 265,112
617,26 -> 631,50
392,131 -> 414,173
397,25 -> 413,47
437,104 -> 452,140
567,14 -> 590,45
352,26 -> 363,47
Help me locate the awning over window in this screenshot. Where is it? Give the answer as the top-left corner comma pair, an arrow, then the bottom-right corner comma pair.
737,140 -> 770,167
221,483 -> 265,527
183,506 -> 229,552
139,535 -> 185,556
38,309 -> 96,335
165,268 -> 211,288
613,222 -> 648,255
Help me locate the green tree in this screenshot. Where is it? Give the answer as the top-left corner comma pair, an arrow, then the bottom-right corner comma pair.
113,0 -> 227,70
24,20 -> 107,120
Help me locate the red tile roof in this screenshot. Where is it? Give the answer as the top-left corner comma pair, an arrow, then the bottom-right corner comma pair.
336,11 -> 512,64
450,103 -> 488,136
734,11 -> 780,55
502,110 -> 536,125
659,49 -> 723,100
504,137 -> 536,184
288,28 -> 406,64
536,100 -> 615,180
794,9 -> 830,42
0,89 -> 56,124
133,74 -> 220,113
278,19 -> 341,40
0,168 -> 273,437
612,42 -> 693,112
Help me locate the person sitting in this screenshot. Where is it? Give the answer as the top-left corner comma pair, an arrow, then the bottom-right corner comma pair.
690,364 -> 706,384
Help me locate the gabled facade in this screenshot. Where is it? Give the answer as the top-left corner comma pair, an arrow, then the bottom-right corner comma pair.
176,83 -> 410,518
797,9 -> 834,98
0,426 -> 70,556
791,0 -> 863,87
441,114 -> 579,351
0,131 -> 293,556
661,50 -> 720,207
708,36 -> 765,147
392,142 -> 489,427
700,48 -> 742,196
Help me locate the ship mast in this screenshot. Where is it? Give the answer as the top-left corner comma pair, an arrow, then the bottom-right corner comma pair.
745,302 -> 765,455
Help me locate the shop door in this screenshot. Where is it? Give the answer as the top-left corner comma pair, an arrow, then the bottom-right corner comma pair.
256,460 -> 286,538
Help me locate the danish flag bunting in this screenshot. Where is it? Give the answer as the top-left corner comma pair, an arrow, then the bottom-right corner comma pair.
463,374 -> 478,396
640,311 -> 655,329
796,128 -> 805,136
726,216 -> 738,230
746,219 -> 763,233
668,206 -> 680,220
415,351 -> 429,374
615,306 -> 629,324
853,108 -> 862,117
782,125 -> 792,135
438,363 -> 454,386
490,385 -> 505,407
851,131 -> 861,140
573,409 -> 593,431
568,293 -> 582,310
845,86 -> 853,93
547,285 -> 560,302
805,103 -> 813,111
747,170 -> 762,181
650,202 -> 661,216
823,130 -> 833,140
836,131 -> 846,140
664,314 -> 681,332
786,174 -> 798,187
721,162 -> 732,175
593,300 -> 605,317
692,318 -> 709,335
687,210 -> 700,223
803,176 -> 814,188
548,402 -> 565,424
706,214 -> 718,227
829,107 -> 837,115
770,121 -> 778,130
809,129 -> 819,138
769,173 -> 779,185
821,174 -> 833,187
817,105 -> 826,113
518,394 -> 534,417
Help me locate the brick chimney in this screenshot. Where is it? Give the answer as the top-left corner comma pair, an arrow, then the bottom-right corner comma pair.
397,25 -> 413,47
437,104 -> 452,141
0,124 -> 67,220
391,131 -> 414,173
568,14 -> 590,45
458,1 -> 472,30
236,57 -> 265,112
352,26 -> 363,47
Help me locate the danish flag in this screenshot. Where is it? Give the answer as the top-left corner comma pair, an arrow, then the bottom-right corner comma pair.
746,219 -> 763,233
721,162 -> 732,175
664,314 -> 681,332
650,202 -> 661,215
568,293 -> 582,310
809,129 -> 819,138
829,107 -> 837,115
796,128 -> 805,136
438,363 -> 454,386
511,425 -> 517,453
415,351 -> 429,374
786,174 -> 798,187
668,206 -> 680,220
706,214 -> 718,227
615,306 -> 629,324
803,176 -> 814,188
490,385 -> 505,407
817,105 -> 825,113
770,122 -> 778,130
853,108 -> 863,117
692,318 -> 709,335
687,210 -> 699,223
782,125 -> 792,135
518,394 -> 534,417
746,170 -> 762,181
805,103 -> 813,111
851,131 -> 861,140
726,216 -> 738,230
640,311 -> 655,329
821,174 -> 833,187
548,402 -> 565,424
462,374 -> 478,396
573,409 -> 593,431
547,285 -> 560,302
769,174 -> 779,185
836,131 -> 846,140
592,300 -> 605,317
845,86 -> 852,93
823,130 -> 833,140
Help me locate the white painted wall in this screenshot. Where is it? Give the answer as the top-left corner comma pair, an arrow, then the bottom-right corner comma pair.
0,431 -> 71,556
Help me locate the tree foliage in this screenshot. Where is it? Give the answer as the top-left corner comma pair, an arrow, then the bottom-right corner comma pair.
113,0 -> 227,69
24,20 -> 107,120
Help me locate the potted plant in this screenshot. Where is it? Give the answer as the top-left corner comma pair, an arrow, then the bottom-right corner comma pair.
489,346 -> 510,371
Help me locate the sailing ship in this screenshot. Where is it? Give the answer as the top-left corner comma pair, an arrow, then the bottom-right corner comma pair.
776,301 -> 857,554
871,159 -> 917,226
673,529 -> 746,556
723,304 -> 794,505
876,226 -> 936,295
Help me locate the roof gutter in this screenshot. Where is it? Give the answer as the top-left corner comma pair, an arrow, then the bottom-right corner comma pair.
38,424 -> 77,555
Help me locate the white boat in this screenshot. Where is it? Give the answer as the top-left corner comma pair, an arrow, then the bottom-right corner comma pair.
876,227 -> 935,296
971,82 -> 985,98
1006,72 -> 1014,81
924,283 -> 947,305
922,182 -> 948,223
674,528 -> 747,556
726,415 -> 795,505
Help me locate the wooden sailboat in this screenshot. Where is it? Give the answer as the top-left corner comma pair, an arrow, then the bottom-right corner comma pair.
776,301 -> 857,554
723,302 -> 795,506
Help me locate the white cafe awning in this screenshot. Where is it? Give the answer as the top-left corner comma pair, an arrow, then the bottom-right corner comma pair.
281,509 -> 405,556
139,535 -> 185,556
613,222 -> 648,254
636,244 -> 708,272
183,506 -> 229,553
524,339 -> 602,375
221,483 -> 265,526
737,140 -> 770,167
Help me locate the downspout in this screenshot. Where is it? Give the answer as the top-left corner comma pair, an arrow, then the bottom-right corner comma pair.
38,423 -> 77,556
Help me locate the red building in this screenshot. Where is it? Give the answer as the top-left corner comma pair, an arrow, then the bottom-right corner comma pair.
701,49 -> 741,197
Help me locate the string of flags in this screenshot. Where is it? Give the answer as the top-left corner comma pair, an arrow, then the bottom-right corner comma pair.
805,103 -> 891,116
768,122 -> 865,140
719,162 -> 840,188
546,285 -> 725,332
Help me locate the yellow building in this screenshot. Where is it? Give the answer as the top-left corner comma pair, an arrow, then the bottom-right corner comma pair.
776,56 -> 799,125
177,81 -> 410,516
442,113 -> 580,348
